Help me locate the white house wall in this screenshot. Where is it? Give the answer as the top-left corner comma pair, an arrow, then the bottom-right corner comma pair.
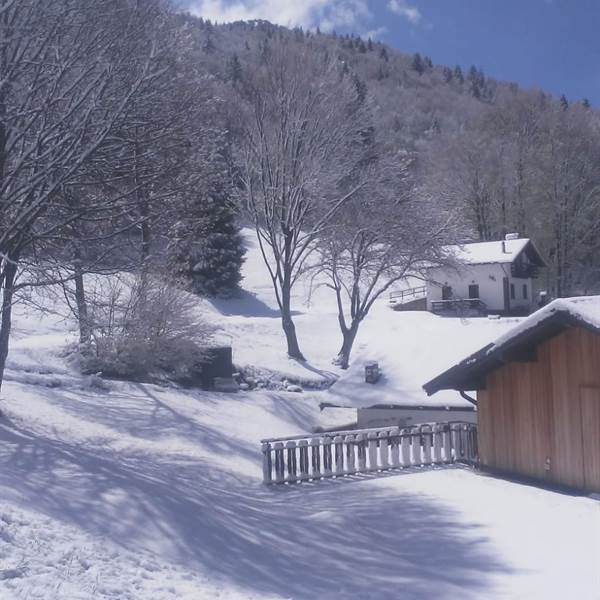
426,263 -> 534,313
357,407 -> 477,429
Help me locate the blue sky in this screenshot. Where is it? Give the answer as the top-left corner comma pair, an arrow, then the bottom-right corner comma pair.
186,0 -> 600,104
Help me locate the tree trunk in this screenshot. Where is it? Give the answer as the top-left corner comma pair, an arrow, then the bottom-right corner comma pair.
281,282 -> 304,360
0,260 -> 17,395
336,321 -> 359,370
74,264 -> 91,344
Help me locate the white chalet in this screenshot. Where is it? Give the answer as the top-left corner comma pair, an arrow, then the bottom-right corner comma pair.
425,234 -> 546,316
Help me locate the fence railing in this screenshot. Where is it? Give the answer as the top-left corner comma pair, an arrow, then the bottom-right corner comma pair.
261,422 -> 478,485
389,286 -> 427,304
431,298 -> 487,315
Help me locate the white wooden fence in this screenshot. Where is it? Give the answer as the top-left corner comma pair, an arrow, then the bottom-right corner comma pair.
261,422 -> 477,485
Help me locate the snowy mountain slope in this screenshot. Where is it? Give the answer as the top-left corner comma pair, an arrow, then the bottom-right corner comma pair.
0,229 -> 599,599
202,229 -> 519,408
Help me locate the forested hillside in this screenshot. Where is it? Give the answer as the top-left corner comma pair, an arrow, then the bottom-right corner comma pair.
2,0 -> 600,391
183,15 -> 600,297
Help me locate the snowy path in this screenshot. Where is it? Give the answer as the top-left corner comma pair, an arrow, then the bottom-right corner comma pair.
0,378 -> 599,600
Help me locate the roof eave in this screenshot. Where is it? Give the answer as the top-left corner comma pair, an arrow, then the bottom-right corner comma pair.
423,310 -> 600,396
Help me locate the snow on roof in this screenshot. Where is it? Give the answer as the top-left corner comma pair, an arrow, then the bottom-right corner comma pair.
446,238 -> 531,265
488,295 -> 600,351
423,295 -> 600,394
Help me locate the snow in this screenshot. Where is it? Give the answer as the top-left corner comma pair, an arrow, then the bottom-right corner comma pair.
444,237 -> 531,265
489,294 -> 600,351
319,306 -> 519,409
0,229 -> 599,599
205,229 -> 520,408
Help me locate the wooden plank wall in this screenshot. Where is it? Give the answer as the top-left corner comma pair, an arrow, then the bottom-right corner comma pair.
477,326 -> 600,492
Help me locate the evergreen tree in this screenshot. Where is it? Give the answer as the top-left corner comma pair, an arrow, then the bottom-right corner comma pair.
227,53 -> 242,83
454,64 -> 464,83
582,98 -> 591,109
169,189 -> 245,298
412,52 -> 425,75
202,35 -> 215,53
379,46 -> 389,62
442,66 -> 453,83
357,38 -> 367,53
468,65 -> 483,98
367,37 -> 373,51
424,55 -> 433,69
560,94 -> 569,110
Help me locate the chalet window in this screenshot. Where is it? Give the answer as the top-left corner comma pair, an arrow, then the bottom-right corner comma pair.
510,283 -> 515,300
468,284 -> 479,299
442,285 -> 452,300
523,284 -> 528,299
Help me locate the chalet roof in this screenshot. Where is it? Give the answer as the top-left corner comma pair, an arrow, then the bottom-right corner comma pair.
439,238 -> 545,267
423,295 -> 600,395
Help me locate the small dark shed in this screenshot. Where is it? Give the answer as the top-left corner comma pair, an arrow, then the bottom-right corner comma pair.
423,296 -> 600,493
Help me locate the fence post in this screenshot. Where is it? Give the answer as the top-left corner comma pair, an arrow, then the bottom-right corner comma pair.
389,428 -> 400,468
423,424 -> 433,465
378,430 -> 390,470
442,425 -> 452,463
285,440 -> 297,482
274,442 -> 285,483
262,442 -> 272,484
411,426 -> 422,466
401,428 -> 411,466
323,437 -> 333,477
433,425 -> 443,464
345,434 -> 356,474
367,431 -> 378,471
356,434 -> 366,472
334,436 -> 345,476
298,439 -> 309,480
310,438 -> 322,479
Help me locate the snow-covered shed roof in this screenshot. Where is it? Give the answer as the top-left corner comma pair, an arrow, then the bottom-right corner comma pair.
441,237 -> 545,267
423,295 -> 600,395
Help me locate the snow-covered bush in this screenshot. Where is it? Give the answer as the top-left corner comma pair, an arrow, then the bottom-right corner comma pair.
78,275 -> 213,380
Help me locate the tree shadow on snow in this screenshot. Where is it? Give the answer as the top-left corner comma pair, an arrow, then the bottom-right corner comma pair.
0,408 -> 512,599
208,290 -> 302,319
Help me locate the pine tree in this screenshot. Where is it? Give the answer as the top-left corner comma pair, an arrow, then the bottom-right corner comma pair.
227,53 -> 242,83
412,52 -> 425,75
442,66 -> 453,83
379,46 -> 389,62
367,37 -> 373,51
454,64 -> 464,83
582,98 -> 591,109
424,55 -> 433,69
169,188 -> 245,298
202,35 -> 215,54
468,65 -> 482,98
560,94 -> 569,110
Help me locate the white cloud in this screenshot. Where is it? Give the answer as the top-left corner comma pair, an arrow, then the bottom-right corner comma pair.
363,26 -> 387,40
387,0 -> 421,25
187,0 -> 373,31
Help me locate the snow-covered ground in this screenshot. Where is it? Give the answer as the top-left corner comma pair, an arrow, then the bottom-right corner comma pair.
1,230 -> 599,599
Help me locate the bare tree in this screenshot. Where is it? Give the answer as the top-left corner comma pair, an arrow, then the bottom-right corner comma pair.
318,153 -> 460,368
0,0 -> 166,391
238,41 -> 373,359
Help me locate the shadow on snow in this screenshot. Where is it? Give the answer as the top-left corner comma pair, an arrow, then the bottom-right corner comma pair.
0,386 -> 511,599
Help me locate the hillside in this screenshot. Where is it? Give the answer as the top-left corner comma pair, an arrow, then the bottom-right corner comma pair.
180,14 -> 600,297
0,231 -> 599,598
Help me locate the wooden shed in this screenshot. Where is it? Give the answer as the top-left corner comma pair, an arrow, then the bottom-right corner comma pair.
423,296 -> 600,493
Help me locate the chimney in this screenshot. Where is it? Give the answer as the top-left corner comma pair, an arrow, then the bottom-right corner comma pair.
501,240 -> 507,253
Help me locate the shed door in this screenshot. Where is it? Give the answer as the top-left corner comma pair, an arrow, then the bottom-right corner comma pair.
580,386 -> 600,491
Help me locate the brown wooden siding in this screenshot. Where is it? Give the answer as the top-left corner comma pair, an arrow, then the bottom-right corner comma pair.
477,326 -> 600,492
